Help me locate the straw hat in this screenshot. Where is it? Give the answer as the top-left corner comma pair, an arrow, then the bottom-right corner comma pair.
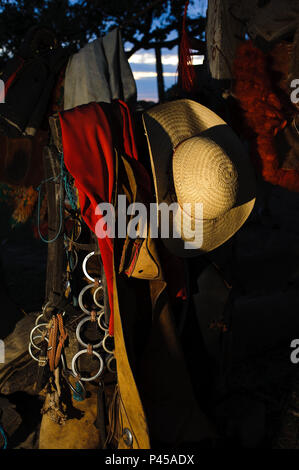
142,99 -> 256,257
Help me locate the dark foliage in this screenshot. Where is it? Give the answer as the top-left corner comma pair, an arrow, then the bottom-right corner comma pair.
0,0 -> 206,66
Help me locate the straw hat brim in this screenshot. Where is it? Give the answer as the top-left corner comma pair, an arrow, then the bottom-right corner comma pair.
142,99 -> 256,257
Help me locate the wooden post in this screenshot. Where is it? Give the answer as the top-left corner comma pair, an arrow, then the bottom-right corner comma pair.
155,45 -> 165,103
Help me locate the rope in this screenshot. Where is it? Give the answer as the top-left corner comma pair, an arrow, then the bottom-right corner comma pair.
47,314 -> 68,371
36,151 -> 64,244
0,424 -> 8,449
63,168 -> 78,211
37,150 -> 78,242
55,314 -> 68,369
47,316 -> 58,372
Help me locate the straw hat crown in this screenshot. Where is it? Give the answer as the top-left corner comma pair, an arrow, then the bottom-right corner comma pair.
173,136 -> 239,220
142,99 -> 256,256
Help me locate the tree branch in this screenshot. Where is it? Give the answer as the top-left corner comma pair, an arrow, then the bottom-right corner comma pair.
121,0 -> 168,28
126,36 -> 179,58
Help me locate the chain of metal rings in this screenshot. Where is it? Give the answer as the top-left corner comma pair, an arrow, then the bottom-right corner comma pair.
28,250 -> 116,387
71,251 -> 116,381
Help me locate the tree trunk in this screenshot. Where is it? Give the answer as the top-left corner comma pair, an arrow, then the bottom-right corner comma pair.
155,46 -> 165,103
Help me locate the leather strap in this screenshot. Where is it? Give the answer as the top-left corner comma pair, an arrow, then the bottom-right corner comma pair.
43,145 -> 65,320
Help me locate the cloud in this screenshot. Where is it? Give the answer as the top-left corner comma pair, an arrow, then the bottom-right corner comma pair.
129,50 -> 204,66
133,71 -> 177,80
129,51 -> 178,66
128,46 -> 204,101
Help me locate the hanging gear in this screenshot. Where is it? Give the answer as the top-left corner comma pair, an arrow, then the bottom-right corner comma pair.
0,27 -> 69,138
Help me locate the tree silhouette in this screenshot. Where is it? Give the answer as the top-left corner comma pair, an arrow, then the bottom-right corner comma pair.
0,0 -> 206,101
0,0 -> 206,63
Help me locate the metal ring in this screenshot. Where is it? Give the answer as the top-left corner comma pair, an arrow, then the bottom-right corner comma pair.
78,283 -> 99,314
30,323 -> 49,350
93,285 -> 104,309
28,335 -> 48,362
106,354 -> 117,374
35,313 -> 45,334
76,316 -> 103,349
42,300 -> 52,316
71,349 -> 104,382
82,251 -> 101,283
97,310 -> 108,332
102,334 -> 115,354
35,313 -> 44,327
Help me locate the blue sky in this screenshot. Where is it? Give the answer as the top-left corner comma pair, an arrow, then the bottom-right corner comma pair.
128,48 -> 179,102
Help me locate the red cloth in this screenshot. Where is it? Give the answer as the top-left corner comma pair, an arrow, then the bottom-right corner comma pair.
59,100 -> 139,335
5,57 -> 25,94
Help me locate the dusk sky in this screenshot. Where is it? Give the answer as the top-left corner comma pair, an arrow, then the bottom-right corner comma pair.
128,49 -> 204,102
127,0 -> 207,102
3,0 -> 207,103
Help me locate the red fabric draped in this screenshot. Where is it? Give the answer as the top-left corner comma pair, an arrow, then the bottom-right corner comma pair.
59,100 -> 139,335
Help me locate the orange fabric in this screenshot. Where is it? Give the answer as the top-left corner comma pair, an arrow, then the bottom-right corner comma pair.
234,41 -> 299,192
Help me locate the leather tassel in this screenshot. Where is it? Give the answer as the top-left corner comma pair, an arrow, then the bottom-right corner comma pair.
178,0 -> 197,93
